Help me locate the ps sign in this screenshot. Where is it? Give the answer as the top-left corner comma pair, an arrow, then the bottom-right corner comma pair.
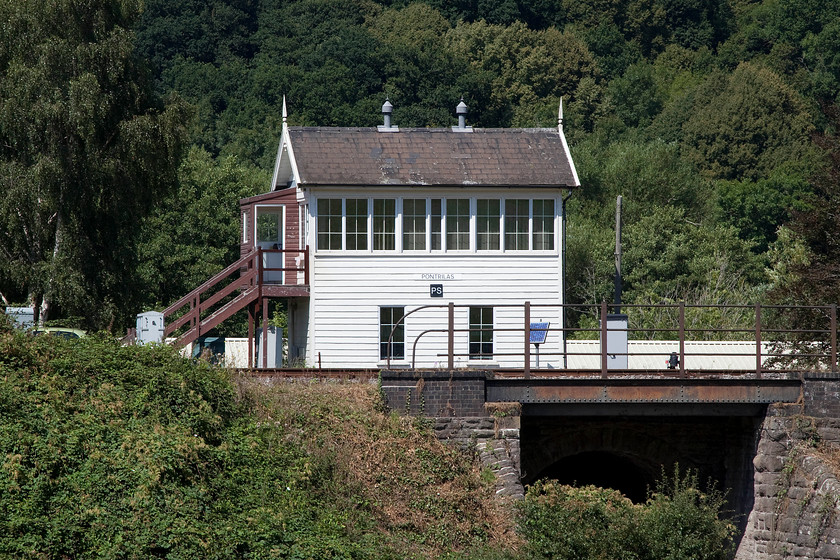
430,284 -> 443,297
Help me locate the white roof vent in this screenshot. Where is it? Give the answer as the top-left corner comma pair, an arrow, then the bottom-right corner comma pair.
378,97 -> 399,132
452,97 -> 473,132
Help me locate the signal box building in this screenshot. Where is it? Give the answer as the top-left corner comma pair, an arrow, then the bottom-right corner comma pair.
238,101 -> 580,369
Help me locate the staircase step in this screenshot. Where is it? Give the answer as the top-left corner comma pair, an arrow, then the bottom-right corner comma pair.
175,287 -> 259,347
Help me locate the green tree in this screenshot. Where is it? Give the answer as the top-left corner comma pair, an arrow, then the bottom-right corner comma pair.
714,168 -> 811,253
447,20 -> 597,126
681,62 -> 816,180
766,104 -> 840,347
0,0 -> 187,329
622,205 -> 764,304
135,147 -> 265,313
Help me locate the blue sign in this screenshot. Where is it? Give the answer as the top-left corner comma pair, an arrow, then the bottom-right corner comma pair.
430,284 -> 443,297
530,322 -> 549,344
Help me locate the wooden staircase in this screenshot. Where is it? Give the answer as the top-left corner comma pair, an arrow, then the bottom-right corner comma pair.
163,248 -> 308,347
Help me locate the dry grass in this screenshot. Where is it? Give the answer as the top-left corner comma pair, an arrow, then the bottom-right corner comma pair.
234,375 -> 521,558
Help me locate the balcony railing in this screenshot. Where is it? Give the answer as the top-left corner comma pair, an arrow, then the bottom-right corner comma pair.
385,301 -> 839,377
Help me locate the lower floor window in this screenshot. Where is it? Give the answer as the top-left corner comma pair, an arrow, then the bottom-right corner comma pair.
380,306 -> 405,360
469,306 -> 493,359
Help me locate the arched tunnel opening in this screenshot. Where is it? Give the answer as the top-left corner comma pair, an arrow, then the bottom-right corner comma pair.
519,413 -> 763,527
535,451 -> 657,503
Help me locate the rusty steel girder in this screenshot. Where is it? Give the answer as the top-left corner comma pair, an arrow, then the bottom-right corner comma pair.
486,379 -> 802,404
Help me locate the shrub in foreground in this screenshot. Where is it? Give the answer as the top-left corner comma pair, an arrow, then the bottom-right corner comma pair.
517,467 -> 736,560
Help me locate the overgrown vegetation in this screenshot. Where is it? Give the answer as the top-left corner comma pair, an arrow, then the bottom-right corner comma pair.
518,468 -> 736,560
0,318 -> 514,559
1,318 -> 737,558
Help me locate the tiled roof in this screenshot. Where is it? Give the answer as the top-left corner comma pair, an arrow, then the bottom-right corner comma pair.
288,127 -> 579,188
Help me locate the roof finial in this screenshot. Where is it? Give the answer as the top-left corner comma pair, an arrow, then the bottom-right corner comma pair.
558,97 -> 564,133
282,96 -> 287,124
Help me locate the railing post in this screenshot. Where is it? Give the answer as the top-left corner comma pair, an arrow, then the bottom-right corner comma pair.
448,302 -> 455,370
600,301 -> 608,377
524,301 -> 531,378
831,304 -> 837,372
679,302 -> 685,378
304,246 -> 309,286
194,293 -> 201,338
257,247 -> 263,288
755,304 -> 762,379
248,303 -> 254,369
261,296 -> 269,369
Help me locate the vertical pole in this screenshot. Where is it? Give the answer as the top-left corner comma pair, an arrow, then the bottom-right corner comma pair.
195,293 -> 201,338
832,304 -> 837,372
679,302 -> 685,378
614,195 -> 622,314
248,303 -> 254,369
524,302 -> 531,378
755,304 -> 762,379
600,301 -> 608,377
262,297 -> 269,369
304,246 -> 310,286
257,247 -> 263,288
448,302 -> 455,370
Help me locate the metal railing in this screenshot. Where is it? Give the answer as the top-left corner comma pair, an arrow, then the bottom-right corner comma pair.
385,301 -> 839,377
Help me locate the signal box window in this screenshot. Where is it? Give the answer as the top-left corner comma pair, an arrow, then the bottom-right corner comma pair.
446,199 -> 470,250
403,199 -> 426,250
533,199 -> 555,250
346,198 -> 368,250
477,199 -> 501,250
373,199 -> 396,250
380,306 -> 405,360
317,199 -> 342,250
505,200 -> 529,250
469,306 -> 493,360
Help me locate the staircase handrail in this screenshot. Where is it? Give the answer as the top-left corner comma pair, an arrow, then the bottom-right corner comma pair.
163,250 -> 258,319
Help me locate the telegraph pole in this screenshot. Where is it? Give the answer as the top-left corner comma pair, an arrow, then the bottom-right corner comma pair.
614,195 -> 623,314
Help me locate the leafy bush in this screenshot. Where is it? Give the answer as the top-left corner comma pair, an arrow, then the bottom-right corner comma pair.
517,467 -> 736,560
0,324 -> 507,559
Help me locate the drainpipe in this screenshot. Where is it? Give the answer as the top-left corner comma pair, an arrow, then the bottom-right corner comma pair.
562,188 -> 574,369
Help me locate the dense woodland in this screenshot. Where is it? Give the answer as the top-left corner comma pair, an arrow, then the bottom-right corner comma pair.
1,0 -> 840,332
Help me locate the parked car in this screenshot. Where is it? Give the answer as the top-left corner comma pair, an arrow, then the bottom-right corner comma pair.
32,327 -> 86,339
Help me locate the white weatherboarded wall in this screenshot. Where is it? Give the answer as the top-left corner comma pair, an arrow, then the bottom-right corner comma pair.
306,253 -> 562,368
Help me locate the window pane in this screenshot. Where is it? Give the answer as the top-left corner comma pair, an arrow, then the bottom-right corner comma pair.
317,199 -> 342,250
533,199 -> 555,250
477,199 -> 500,250
380,306 -> 405,359
346,198 -> 368,250
469,306 -> 493,359
431,199 -> 442,250
373,199 -> 396,250
505,199 -> 529,250
446,199 -> 470,250
403,199 -> 426,251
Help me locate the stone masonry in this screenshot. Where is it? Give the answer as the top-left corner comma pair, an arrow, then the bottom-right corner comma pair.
380,370 -> 524,499
734,372 -> 840,560
736,405 -> 840,559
